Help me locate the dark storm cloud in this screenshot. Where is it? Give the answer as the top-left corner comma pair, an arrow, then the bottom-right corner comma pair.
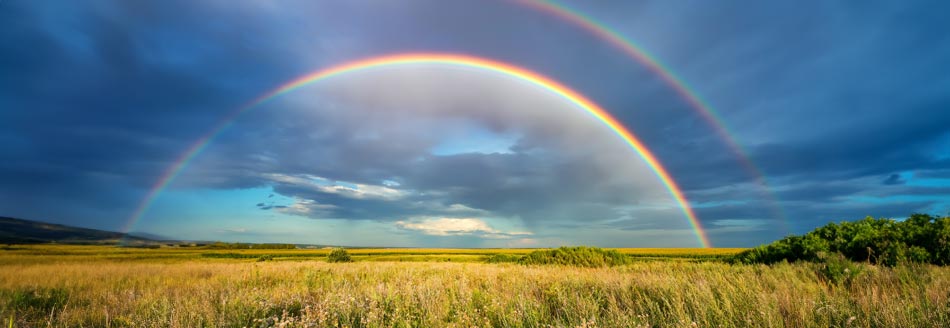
0,1 -> 322,228
773,183 -> 866,203
580,1 -> 950,195
612,1 -> 950,235
746,101 -> 950,181
397,153 -> 685,228
860,185 -> 950,198
694,197 -> 935,237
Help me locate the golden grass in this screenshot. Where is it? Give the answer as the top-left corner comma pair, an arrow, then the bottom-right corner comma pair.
1,245 -> 947,327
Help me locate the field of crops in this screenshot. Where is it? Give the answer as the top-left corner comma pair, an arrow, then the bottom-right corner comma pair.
0,245 -> 744,265
2,245 -> 948,327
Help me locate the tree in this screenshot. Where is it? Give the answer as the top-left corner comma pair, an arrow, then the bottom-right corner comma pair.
327,248 -> 353,263
733,214 -> 950,266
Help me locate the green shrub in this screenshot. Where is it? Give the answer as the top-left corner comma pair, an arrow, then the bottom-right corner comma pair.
815,252 -> 864,285
256,254 -> 274,262
518,246 -> 630,267
485,253 -> 522,263
7,287 -> 69,313
906,246 -> 930,263
206,242 -> 252,249
733,214 -> 950,266
201,252 -> 256,259
252,243 -> 297,249
327,248 -> 352,263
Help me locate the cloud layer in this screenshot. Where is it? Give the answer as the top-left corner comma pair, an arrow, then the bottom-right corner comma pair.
1,1 -> 949,247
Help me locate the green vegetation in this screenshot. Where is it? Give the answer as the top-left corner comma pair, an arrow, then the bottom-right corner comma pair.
5,287 -> 69,316
256,254 -> 275,262
814,251 -> 865,285
327,247 -> 353,263
206,242 -> 297,249
515,246 -> 631,267
485,253 -> 522,263
1,241 -> 946,326
734,213 -> 950,266
1,245 -> 947,327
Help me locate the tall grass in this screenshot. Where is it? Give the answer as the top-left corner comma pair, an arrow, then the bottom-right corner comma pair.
1,249 -> 947,327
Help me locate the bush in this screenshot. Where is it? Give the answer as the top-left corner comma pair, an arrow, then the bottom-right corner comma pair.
518,246 -> 630,267
7,287 -> 69,313
205,242 -> 252,249
733,214 -> 950,266
256,254 -> 274,262
815,252 -> 864,285
485,253 -> 522,263
327,248 -> 352,263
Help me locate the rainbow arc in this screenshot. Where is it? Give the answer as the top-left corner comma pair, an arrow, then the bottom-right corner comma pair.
124,53 -> 712,248
520,0 -> 786,231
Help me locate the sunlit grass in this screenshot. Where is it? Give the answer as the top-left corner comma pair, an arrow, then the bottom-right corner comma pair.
1,245 -> 946,327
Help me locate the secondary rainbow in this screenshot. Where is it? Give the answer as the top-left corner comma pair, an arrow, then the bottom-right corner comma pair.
519,0 -> 787,230
123,53 -> 712,247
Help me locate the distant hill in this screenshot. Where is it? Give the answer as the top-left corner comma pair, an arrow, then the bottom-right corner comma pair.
0,216 -> 369,248
127,231 -> 174,241
0,216 -> 154,245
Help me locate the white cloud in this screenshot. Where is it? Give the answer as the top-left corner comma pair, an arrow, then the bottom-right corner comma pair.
264,173 -> 409,201
394,217 -> 532,239
445,203 -> 487,213
276,198 -> 337,217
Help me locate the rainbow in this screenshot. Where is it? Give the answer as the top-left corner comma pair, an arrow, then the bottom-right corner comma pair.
123,53 -> 712,247
519,0 -> 787,230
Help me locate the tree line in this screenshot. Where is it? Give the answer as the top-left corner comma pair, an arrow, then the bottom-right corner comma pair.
733,213 -> 950,266
204,242 -> 296,249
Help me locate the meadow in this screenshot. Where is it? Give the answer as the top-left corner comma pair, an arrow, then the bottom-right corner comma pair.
1,245 -> 948,327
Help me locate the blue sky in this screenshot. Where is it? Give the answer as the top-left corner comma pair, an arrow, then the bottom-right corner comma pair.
1,1 -> 949,247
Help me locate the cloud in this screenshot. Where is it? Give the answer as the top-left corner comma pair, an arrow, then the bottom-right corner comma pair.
0,0 -> 316,228
273,199 -> 337,217
882,174 -> 906,185
175,68 -> 679,229
265,174 -> 408,201
394,217 -> 531,239
709,219 -> 769,233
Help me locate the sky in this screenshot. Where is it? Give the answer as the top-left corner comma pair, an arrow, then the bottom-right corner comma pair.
1,0 -> 949,248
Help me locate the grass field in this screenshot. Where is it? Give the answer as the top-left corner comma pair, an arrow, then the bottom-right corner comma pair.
1,245 -> 948,327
